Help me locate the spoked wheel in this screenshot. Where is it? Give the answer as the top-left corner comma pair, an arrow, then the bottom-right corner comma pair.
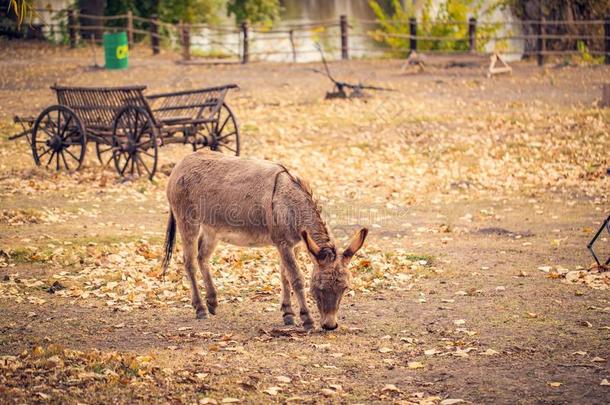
200,102 -> 239,155
31,105 -> 86,172
95,141 -> 115,168
112,106 -> 158,180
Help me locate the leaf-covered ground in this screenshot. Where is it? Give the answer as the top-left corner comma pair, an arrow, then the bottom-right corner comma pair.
0,41 -> 609,404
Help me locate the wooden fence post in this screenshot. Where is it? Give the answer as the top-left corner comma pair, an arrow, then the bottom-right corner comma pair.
537,16 -> 545,66
127,10 -> 134,46
409,17 -> 417,52
289,29 -> 296,63
604,14 -> 610,65
150,14 -> 160,55
602,84 -> 610,107
67,9 -> 77,48
48,5 -> 55,41
181,22 -> 190,61
340,15 -> 349,60
468,17 -> 477,52
241,22 -> 249,64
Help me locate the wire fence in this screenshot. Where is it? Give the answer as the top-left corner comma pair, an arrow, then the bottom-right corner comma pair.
5,8 -> 610,65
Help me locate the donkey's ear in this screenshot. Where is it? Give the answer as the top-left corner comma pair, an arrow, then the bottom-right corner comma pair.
343,228 -> 368,259
302,230 -> 321,257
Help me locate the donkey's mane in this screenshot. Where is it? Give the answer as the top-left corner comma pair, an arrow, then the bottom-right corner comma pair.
276,165 -> 334,251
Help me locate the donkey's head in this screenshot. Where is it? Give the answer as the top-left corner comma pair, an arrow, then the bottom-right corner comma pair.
302,228 -> 368,330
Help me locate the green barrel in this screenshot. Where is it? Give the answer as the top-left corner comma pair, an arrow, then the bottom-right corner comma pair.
103,32 -> 129,70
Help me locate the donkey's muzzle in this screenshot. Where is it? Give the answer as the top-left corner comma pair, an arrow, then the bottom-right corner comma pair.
322,322 -> 338,331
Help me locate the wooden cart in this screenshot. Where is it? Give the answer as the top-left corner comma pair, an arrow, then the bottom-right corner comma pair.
10,84 -> 240,179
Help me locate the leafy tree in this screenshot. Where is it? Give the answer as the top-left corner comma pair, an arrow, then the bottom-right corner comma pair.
105,0 -> 134,17
226,0 -> 280,25
368,0 -> 502,54
104,0 -> 222,24
158,0 -> 223,23
6,0 -> 34,25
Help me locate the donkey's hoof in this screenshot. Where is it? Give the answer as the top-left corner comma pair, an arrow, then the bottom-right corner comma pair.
283,315 -> 295,326
207,303 -> 217,315
302,321 -> 314,332
195,308 -> 207,319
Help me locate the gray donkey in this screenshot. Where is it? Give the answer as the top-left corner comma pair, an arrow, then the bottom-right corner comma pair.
161,150 -> 368,330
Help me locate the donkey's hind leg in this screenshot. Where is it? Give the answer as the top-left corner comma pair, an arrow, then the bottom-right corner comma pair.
177,219 -> 207,319
197,227 -> 219,315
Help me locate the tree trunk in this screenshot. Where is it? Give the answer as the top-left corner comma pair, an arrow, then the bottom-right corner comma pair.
79,0 -> 107,42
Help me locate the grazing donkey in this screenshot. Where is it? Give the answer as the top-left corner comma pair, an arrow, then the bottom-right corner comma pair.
161,150 -> 368,330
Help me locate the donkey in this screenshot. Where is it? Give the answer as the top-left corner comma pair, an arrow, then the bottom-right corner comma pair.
161,150 -> 368,330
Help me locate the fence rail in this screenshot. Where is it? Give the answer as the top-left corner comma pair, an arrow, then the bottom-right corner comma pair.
7,8 -> 610,65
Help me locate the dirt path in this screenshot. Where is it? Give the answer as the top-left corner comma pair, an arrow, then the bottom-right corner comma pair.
1,41 -> 609,404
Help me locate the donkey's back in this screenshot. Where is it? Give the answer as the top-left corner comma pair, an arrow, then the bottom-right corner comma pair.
167,150 -> 282,214
166,150 -> 286,244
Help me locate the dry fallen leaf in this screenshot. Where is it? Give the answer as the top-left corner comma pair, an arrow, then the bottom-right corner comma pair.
440,399 -> 465,405
382,384 -> 400,393
263,387 -> 282,396
320,388 -> 337,397
573,351 -> 587,356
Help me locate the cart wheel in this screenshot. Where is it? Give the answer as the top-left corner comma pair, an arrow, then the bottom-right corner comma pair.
208,102 -> 239,156
31,105 -> 86,172
95,141 -> 115,168
112,106 -> 158,180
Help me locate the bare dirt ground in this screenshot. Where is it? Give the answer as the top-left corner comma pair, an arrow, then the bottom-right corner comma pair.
0,40 -> 609,404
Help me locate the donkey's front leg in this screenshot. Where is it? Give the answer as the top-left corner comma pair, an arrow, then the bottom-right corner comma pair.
279,264 -> 295,325
277,245 -> 314,330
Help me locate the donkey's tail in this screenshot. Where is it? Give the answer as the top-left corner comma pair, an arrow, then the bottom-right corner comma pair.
161,210 -> 176,278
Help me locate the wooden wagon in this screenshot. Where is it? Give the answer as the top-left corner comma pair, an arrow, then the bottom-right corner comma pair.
10,84 -> 240,179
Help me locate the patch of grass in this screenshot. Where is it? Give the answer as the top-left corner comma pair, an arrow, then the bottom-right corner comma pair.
12,246 -> 58,263
8,247 -> 36,263
92,363 -> 105,374
403,253 -> 434,264
74,234 -> 163,247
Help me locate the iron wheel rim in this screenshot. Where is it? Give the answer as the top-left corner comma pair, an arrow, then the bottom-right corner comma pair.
112,107 -> 158,180
31,105 -> 86,172
209,102 -> 239,156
